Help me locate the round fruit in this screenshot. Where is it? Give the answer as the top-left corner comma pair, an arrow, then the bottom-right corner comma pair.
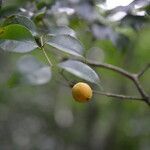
72,82 -> 93,102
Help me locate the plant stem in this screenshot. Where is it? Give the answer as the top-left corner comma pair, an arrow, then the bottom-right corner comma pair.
94,91 -> 145,101
40,36 -> 53,67
138,63 -> 150,78
86,60 -> 150,106
41,47 -> 53,67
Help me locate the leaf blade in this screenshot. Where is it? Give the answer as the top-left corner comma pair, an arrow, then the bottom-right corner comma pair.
3,15 -> 37,36
48,26 -> 76,37
17,55 -> 51,85
0,24 -> 38,52
58,60 -> 100,84
45,35 -> 84,57
0,40 -> 38,53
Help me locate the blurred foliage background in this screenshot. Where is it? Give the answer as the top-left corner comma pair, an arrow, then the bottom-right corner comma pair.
0,0 -> 150,150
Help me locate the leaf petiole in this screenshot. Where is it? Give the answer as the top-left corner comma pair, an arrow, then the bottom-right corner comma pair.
40,36 -> 53,67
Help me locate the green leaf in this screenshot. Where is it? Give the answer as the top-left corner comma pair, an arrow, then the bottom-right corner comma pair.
0,6 -> 18,18
34,7 -> 46,22
3,15 -> 37,35
45,35 -> 84,57
0,40 -> 38,53
17,55 -> 51,85
58,60 -> 100,84
0,24 -> 34,40
0,24 -> 38,52
48,26 -> 76,37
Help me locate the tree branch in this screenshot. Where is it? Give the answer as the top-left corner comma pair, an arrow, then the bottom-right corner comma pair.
137,63 -> 150,78
86,60 -> 133,80
132,77 -> 150,105
94,91 -> 145,101
86,60 -> 150,106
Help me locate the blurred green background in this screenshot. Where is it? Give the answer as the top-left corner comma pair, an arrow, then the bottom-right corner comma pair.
0,0 -> 150,150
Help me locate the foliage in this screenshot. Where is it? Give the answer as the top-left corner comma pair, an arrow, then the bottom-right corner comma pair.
0,0 -> 150,150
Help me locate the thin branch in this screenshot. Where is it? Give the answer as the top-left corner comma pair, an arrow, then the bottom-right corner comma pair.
94,91 -> 144,101
132,77 -> 150,105
138,63 -> 150,78
86,60 -> 150,106
86,60 -> 133,80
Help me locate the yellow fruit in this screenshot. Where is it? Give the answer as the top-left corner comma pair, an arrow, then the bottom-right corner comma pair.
72,82 -> 93,102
